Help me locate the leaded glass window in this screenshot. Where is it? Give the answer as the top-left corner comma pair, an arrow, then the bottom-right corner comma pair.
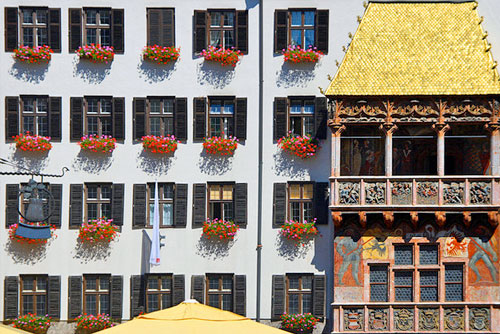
370,266 -> 388,302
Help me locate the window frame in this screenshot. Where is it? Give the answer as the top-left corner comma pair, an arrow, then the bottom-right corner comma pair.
207,183 -> 235,222
19,7 -> 48,47
145,274 -> 173,313
207,10 -> 236,49
20,275 -> 48,316
288,9 -> 316,48
444,263 -> 464,302
207,97 -> 235,138
147,183 -> 175,228
84,183 -> 112,222
205,274 -> 234,311
82,8 -> 112,46
287,182 -> 314,223
20,95 -> 49,137
369,264 -> 389,302
83,274 -> 111,316
285,274 -> 313,314
287,97 -> 315,137
84,96 -> 113,137
146,97 -> 175,137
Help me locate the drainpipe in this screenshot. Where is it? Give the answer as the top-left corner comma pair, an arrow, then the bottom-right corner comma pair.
256,0 -> 264,323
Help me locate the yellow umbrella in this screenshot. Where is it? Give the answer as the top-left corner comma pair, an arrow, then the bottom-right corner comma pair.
0,324 -> 31,333
99,300 -> 291,334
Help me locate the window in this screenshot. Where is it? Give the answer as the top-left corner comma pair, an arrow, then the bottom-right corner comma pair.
289,99 -> 315,137
394,245 -> 413,266
83,275 -> 110,315
445,265 -> 463,301
146,275 -> 172,312
147,98 -> 174,136
20,8 -> 48,47
85,184 -> 112,221
286,274 -> 313,314
420,271 -> 439,301
289,11 -> 315,48
83,9 -> 111,46
393,125 -> 437,175
147,8 -> 175,47
85,97 -> 112,136
369,266 -> 388,302
20,276 -> 47,315
209,98 -> 235,138
394,271 -> 413,302
445,124 -> 490,175
208,184 -> 234,221
148,183 -> 174,227
20,96 -> 48,136
341,125 -> 385,176
206,274 -> 233,311
209,11 -> 235,49
419,244 -> 439,265
288,183 -> 313,222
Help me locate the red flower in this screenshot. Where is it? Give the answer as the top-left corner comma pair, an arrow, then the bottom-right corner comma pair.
278,132 -> 320,159
203,135 -> 238,155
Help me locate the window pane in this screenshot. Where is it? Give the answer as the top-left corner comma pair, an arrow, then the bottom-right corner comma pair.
210,118 -> 221,137
291,30 -> 302,46
395,287 -> 413,302
87,99 -> 99,113
288,276 -> 299,290
290,184 -> 301,199
420,271 -> 438,285
223,202 -> 233,221
36,295 -> 46,315
85,295 -> 97,315
101,100 -> 112,114
420,245 -> 438,265
37,278 -> 47,291
23,116 -> 35,135
101,204 -> 111,219
341,126 -> 385,176
222,185 -> 233,200
24,98 -> 35,113
302,294 -> 312,313
291,12 -> 302,26
23,277 -> 34,291
208,294 -> 219,308
302,276 -> 312,290
303,184 -> 314,199
210,102 -> 222,115
290,202 -> 300,221
446,284 -> 463,301
101,186 -> 111,199
395,245 -> 413,265
304,29 -> 315,48
101,117 -> 112,136
210,203 -> 222,220
150,100 -> 161,114
224,30 -> 234,49
211,12 -> 221,27
148,277 -> 159,290
87,186 -> 98,199
370,267 -> 388,283
288,294 -> 299,314
222,294 -> 232,311
37,28 -> 48,46
304,117 -> 315,137
223,12 -> 234,27
99,278 -> 109,291
222,276 -> 233,290
303,202 -> 313,222
23,10 -> 33,24
445,125 -> 490,175
394,125 -> 437,175
37,99 -> 48,113
163,204 -> 173,226
290,117 -> 302,136
164,118 -> 174,136
86,29 -> 97,45
210,186 -> 221,200
150,118 -> 161,136
85,277 -> 97,290
445,265 -> 463,282
210,31 -> 222,47
223,118 -> 234,138
161,277 -> 172,290
370,284 -> 388,302
87,117 -> 99,135
87,203 -> 98,220
223,102 -> 234,115
100,29 -> 111,47
163,185 -> 174,199
86,10 -> 97,24
23,28 -> 34,47
163,100 -> 174,114
303,102 -> 315,114
100,11 -> 110,25
148,294 -> 159,312
209,277 -> 219,290
161,293 -> 172,309
149,203 -> 155,227
290,103 -> 301,114
23,295 -> 34,315
420,287 -> 438,301
100,294 -> 110,314
304,12 -> 315,26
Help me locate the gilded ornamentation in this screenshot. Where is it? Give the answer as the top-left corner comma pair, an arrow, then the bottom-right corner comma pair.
368,308 -> 388,331
470,182 -> 491,204
444,308 -> 464,331
443,182 -> 464,204
416,182 -> 438,205
469,307 -> 490,331
365,183 -> 386,205
419,308 -> 439,331
391,182 -> 412,205
344,308 -> 364,331
339,182 -> 360,205
394,308 -> 413,331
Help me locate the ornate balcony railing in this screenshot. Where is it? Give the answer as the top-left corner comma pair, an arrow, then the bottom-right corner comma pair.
330,176 -> 500,211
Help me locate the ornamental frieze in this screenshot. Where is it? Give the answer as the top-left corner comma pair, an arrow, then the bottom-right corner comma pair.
368,308 -> 388,331
469,307 -> 490,331
470,182 -> 491,204
365,182 -> 386,205
419,308 -> 439,331
339,182 -> 360,205
443,182 -> 464,205
394,308 -> 414,331
344,308 -> 364,331
444,308 -> 465,331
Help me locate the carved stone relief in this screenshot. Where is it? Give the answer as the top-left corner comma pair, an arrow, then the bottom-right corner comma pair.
470,182 -> 491,204
344,308 -> 364,331
394,308 -> 414,331
339,182 -> 360,205
444,308 -> 464,331
368,308 -> 388,331
443,182 -> 464,205
365,183 -> 386,205
469,307 -> 490,331
419,308 -> 439,331
416,182 -> 438,205
391,182 -> 412,205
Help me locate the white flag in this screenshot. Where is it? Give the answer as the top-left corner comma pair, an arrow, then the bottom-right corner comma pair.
149,182 -> 161,266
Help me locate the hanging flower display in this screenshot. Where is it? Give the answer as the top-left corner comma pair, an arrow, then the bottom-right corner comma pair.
13,45 -> 53,64
280,313 -> 319,334
78,218 -> 119,244
278,132 -> 319,159
8,220 -> 57,245
203,135 -> 238,156
75,314 -> 114,333
142,135 -> 178,154
200,45 -> 242,67
13,314 -> 51,334
13,133 -> 52,152
76,44 -> 114,63
282,45 -> 323,64
280,219 -> 318,245
202,218 -> 239,240
79,135 -> 116,153
143,45 -> 180,64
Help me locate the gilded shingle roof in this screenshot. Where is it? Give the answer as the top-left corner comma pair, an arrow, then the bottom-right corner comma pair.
326,1 -> 500,96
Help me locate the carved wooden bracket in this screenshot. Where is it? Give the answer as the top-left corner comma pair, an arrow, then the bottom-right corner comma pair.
488,211 -> 499,227
463,211 -> 472,227
328,122 -> 346,137
432,123 -> 450,136
435,211 -> 446,227
359,212 -> 367,228
331,211 -> 343,228
379,123 -> 398,136
383,211 -> 394,228
410,212 -> 419,229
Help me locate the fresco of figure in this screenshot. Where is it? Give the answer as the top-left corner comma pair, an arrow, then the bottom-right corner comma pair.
336,233 -> 362,286
469,236 -> 498,283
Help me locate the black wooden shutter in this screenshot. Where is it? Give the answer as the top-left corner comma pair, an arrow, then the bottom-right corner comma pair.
234,183 -> 247,227
314,97 -> 328,140
174,184 -> 188,227
173,275 -> 185,305
315,10 -> 329,53
48,8 -> 61,52
133,184 -> 147,229
162,9 -> 175,47
130,275 -> 145,318
68,276 -> 82,319
233,275 -> 246,316
4,276 -> 18,319
191,275 -> 205,303
312,275 -> 326,318
133,98 -> 146,141
5,96 -> 19,141
193,11 -> 207,53
271,275 -> 286,320
113,97 -> 125,141
174,98 -> 187,141
273,183 -> 287,228
70,97 -> 83,142
236,11 -> 248,54
69,184 -> 83,228
274,97 -> 287,140
48,184 -> 62,227
235,98 -> 247,140
314,182 -> 329,225
274,10 -> 288,53
5,8 -> 18,52
68,9 -> 82,52
47,276 -> 61,319
147,9 -> 161,46
110,276 -> 123,319
112,184 -> 125,226
49,97 -> 62,141
192,184 -> 206,228
6,184 -> 19,228
111,9 -> 124,54
193,97 -> 206,141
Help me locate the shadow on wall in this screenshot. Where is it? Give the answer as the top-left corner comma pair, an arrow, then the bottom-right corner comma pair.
195,235 -> 236,260
197,150 -> 234,175
5,239 -> 49,265
137,58 -> 177,83
73,240 -> 113,264
9,61 -> 50,83
196,61 -> 235,89
9,147 -> 50,173
72,150 -> 113,174
272,148 -> 310,179
73,58 -> 112,84
275,232 -> 314,261
137,149 -> 176,176
276,61 -> 318,88
245,0 -> 258,9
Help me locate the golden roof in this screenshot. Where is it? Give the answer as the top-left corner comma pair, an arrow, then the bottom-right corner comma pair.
326,1 -> 500,96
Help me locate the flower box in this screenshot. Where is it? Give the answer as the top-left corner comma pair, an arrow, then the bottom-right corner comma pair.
278,133 -> 319,159
280,313 -> 319,334
142,135 -> 178,154
143,45 -> 180,64
76,44 -> 114,63
202,218 -> 239,240
79,135 -> 116,153
13,133 -> 52,152
78,218 -> 119,244
8,220 -> 56,245
13,314 -> 51,334
203,135 -> 238,156
283,45 -> 323,64
13,45 -> 53,64
201,45 -> 242,67
280,219 -> 318,245
75,314 -> 114,333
